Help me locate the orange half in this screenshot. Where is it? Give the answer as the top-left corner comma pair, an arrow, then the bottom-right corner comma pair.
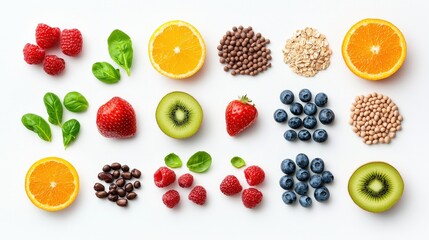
342,18 -> 406,80
25,157 -> 79,211
149,20 -> 206,79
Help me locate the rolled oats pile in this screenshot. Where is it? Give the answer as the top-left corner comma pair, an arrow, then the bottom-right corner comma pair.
282,27 -> 332,77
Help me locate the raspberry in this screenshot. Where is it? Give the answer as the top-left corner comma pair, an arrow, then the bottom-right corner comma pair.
162,189 -> 180,208
23,43 -> 45,64
60,29 -> 83,56
244,165 -> 265,186
154,167 -> 176,188
35,23 -> 60,49
43,55 -> 65,75
178,173 -> 194,188
220,175 -> 242,196
242,188 -> 263,208
188,185 -> 207,205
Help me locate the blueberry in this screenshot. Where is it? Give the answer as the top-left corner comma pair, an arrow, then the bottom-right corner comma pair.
299,89 -> 312,102
279,175 -> 294,190
319,109 -> 335,125
298,129 -> 311,141
296,153 -> 309,168
290,102 -> 303,115
303,116 -> 317,129
280,90 -> 294,105
281,159 -> 296,174
274,109 -> 288,123
284,130 -> 297,141
310,158 -> 325,174
321,171 -> 334,183
299,195 -> 312,208
288,117 -> 303,129
282,191 -> 297,205
294,181 -> 309,195
313,129 -> 328,143
303,103 -> 317,116
296,169 -> 310,181
309,175 -> 323,188
315,93 -> 328,107
314,186 -> 330,202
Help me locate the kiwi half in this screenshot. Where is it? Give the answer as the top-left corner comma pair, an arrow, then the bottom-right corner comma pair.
156,91 -> 203,139
348,161 -> 404,213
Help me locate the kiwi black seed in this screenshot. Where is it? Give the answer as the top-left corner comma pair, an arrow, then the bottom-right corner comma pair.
156,91 -> 203,139
348,161 -> 404,213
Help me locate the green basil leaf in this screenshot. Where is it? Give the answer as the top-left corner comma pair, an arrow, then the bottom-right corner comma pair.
231,156 -> 246,168
108,29 -> 133,76
21,113 -> 52,142
186,151 -> 212,173
64,91 -> 89,113
62,119 -> 80,148
92,62 -> 121,84
164,153 -> 182,168
43,92 -> 63,127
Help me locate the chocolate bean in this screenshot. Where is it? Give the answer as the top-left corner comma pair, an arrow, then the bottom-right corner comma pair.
109,188 -> 118,195
134,181 -> 141,189
108,194 -> 118,202
98,172 -> 114,183
127,192 -> 137,200
94,183 -> 105,191
121,165 -> 130,172
109,184 -> 117,190
111,162 -> 121,170
116,178 -> 125,187
117,188 -> 126,197
125,183 -> 134,192
112,170 -> 120,179
95,191 -> 108,198
116,199 -> 128,207
122,172 -> 132,180
102,165 -> 111,172
131,169 -> 141,178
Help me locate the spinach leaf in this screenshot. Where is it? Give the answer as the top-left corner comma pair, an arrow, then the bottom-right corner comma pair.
164,153 -> 182,168
62,119 -> 80,148
186,151 -> 212,173
108,29 -> 133,76
64,91 -> 89,113
21,113 -> 52,142
43,92 -> 63,127
231,156 -> 246,168
92,62 -> 121,84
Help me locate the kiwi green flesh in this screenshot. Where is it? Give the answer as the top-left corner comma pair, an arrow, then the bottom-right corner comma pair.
156,91 -> 203,139
348,162 -> 404,213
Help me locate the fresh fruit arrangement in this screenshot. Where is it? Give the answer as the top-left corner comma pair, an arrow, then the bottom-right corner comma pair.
275,89 -> 334,143
280,154 -> 334,207
23,23 -> 82,76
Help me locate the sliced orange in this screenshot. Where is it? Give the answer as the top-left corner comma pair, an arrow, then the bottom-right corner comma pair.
342,18 -> 406,80
149,20 -> 206,79
25,157 -> 79,211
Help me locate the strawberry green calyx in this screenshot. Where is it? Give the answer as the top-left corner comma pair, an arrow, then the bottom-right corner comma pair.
239,95 -> 254,105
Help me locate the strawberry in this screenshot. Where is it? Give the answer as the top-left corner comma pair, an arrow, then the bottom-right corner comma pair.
225,95 -> 258,136
23,43 -> 45,64
35,23 -> 60,49
43,55 -> 65,75
60,29 -> 83,56
96,97 -> 137,138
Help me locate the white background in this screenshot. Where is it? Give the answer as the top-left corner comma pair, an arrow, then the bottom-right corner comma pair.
1,0 -> 428,239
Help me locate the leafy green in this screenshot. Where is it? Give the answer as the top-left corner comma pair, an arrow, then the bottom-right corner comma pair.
43,92 -> 63,127
108,29 -> 133,76
62,119 -> 80,148
21,113 -> 52,142
164,153 -> 182,168
231,156 -> 246,168
92,62 -> 121,84
186,151 -> 212,173
64,91 -> 89,113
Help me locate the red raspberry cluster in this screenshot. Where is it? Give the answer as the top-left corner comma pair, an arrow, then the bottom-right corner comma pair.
154,167 -> 207,208
22,23 -> 83,75
220,165 -> 265,208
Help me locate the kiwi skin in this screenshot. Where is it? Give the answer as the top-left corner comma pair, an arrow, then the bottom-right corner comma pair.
155,91 -> 203,139
348,161 -> 404,213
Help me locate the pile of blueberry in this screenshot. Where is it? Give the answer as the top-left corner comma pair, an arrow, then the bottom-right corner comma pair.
280,153 -> 334,207
274,89 -> 335,143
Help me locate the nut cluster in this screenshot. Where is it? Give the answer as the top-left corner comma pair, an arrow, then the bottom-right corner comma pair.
282,27 -> 332,77
349,93 -> 403,145
217,26 -> 272,76
95,162 -> 141,207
